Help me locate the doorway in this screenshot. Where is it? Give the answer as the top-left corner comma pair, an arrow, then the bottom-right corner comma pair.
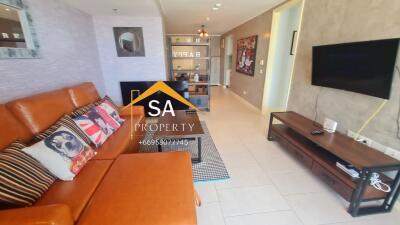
261,0 -> 304,114
223,35 -> 233,88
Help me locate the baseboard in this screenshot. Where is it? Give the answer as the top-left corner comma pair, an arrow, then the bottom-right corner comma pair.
229,90 -> 261,113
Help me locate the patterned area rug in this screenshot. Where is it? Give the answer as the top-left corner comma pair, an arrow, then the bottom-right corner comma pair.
140,121 -> 230,182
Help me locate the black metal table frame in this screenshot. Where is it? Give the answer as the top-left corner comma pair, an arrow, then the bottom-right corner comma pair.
348,165 -> 400,217
157,137 -> 202,163
267,113 -> 400,217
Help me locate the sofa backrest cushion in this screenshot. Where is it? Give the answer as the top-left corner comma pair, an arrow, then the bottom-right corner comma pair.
6,89 -> 75,135
0,105 -> 33,150
66,83 -> 100,108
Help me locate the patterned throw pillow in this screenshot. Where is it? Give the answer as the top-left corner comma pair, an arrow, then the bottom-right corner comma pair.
70,103 -> 96,118
95,96 -> 119,111
98,100 -> 125,125
71,96 -> 118,119
73,108 -> 114,148
0,141 -> 55,208
23,126 -> 96,181
94,105 -> 121,130
34,114 -> 91,145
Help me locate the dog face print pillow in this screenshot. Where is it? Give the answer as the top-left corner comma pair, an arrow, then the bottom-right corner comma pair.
23,126 -> 96,181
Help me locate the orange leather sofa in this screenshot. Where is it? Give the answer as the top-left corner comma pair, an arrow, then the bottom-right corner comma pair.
0,83 -> 197,225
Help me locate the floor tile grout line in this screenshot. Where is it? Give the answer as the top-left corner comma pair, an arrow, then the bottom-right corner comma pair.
215,184 -> 281,192
213,87 -> 304,224
215,196 -> 227,225
222,208 -> 303,220
222,209 -> 296,218
241,125 -> 310,225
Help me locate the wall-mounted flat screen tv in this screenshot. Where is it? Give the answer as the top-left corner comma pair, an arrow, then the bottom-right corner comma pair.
312,38 -> 399,99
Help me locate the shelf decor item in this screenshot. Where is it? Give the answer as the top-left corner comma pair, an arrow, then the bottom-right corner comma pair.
236,35 -> 258,76
113,27 -> 145,57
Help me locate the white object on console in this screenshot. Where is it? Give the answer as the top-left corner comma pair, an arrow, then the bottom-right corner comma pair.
323,118 -> 337,133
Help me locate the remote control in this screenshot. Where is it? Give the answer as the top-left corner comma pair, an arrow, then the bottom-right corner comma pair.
311,129 -> 324,135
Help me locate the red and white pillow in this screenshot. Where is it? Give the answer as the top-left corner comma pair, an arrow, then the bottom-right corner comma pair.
98,100 -> 124,125
94,105 -> 121,129
73,107 -> 120,147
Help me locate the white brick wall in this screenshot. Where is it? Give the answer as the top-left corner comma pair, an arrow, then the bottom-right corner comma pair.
0,0 -> 105,102
92,16 -> 167,105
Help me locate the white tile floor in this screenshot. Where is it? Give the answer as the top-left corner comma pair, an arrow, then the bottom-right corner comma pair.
195,87 -> 400,225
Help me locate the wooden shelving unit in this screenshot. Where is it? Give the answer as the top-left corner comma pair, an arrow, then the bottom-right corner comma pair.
167,35 -> 211,111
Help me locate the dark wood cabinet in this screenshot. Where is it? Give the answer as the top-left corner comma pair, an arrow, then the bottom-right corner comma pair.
311,162 -> 354,201
268,111 -> 400,217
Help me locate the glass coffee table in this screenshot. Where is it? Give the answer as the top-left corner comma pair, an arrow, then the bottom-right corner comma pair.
154,110 -> 204,163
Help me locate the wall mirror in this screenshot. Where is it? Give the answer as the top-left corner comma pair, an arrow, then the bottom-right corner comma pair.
0,0 -> 39,59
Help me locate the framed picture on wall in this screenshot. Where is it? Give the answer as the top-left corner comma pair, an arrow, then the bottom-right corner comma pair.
236,35 -> 258,76
113,27 -> 145,57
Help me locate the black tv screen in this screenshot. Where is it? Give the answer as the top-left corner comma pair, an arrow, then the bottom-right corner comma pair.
312,39 -> 399,99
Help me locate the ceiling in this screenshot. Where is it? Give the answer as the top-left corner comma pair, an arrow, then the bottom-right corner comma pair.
61,0 -> 161,17
159,0 -> 284,35
60,0 -> 285,35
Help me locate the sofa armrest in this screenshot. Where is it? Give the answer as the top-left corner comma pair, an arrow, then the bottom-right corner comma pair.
119,105 -> 145,118
0,204 -> 73,225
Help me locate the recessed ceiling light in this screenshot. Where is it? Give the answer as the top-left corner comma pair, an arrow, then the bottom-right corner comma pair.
5,8 -> 10,11
215,3 -> 222,7
212,7 -> 219,11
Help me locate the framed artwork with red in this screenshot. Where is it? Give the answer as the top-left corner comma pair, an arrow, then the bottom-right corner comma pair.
236,35 -> 258,76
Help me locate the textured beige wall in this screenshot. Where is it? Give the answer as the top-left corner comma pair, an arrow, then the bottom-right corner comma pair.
221,10 -> 273,109
288,0 -> 400,150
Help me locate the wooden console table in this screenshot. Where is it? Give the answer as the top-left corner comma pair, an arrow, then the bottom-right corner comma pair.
267,111 -> 400,217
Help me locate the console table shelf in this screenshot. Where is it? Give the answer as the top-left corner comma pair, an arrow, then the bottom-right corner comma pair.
268,111 -> 400,217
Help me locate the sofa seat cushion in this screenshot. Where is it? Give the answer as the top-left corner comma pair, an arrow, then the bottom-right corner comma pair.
94,115 -> 144,160
35,160 -> 112,221
77,152 -> 197,225
0,204 -> 73,225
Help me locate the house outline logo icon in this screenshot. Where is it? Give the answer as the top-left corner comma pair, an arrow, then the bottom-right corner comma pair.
121,81 -> 199,111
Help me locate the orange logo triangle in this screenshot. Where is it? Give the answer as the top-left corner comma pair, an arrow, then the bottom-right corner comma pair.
121,81 -> 198,111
